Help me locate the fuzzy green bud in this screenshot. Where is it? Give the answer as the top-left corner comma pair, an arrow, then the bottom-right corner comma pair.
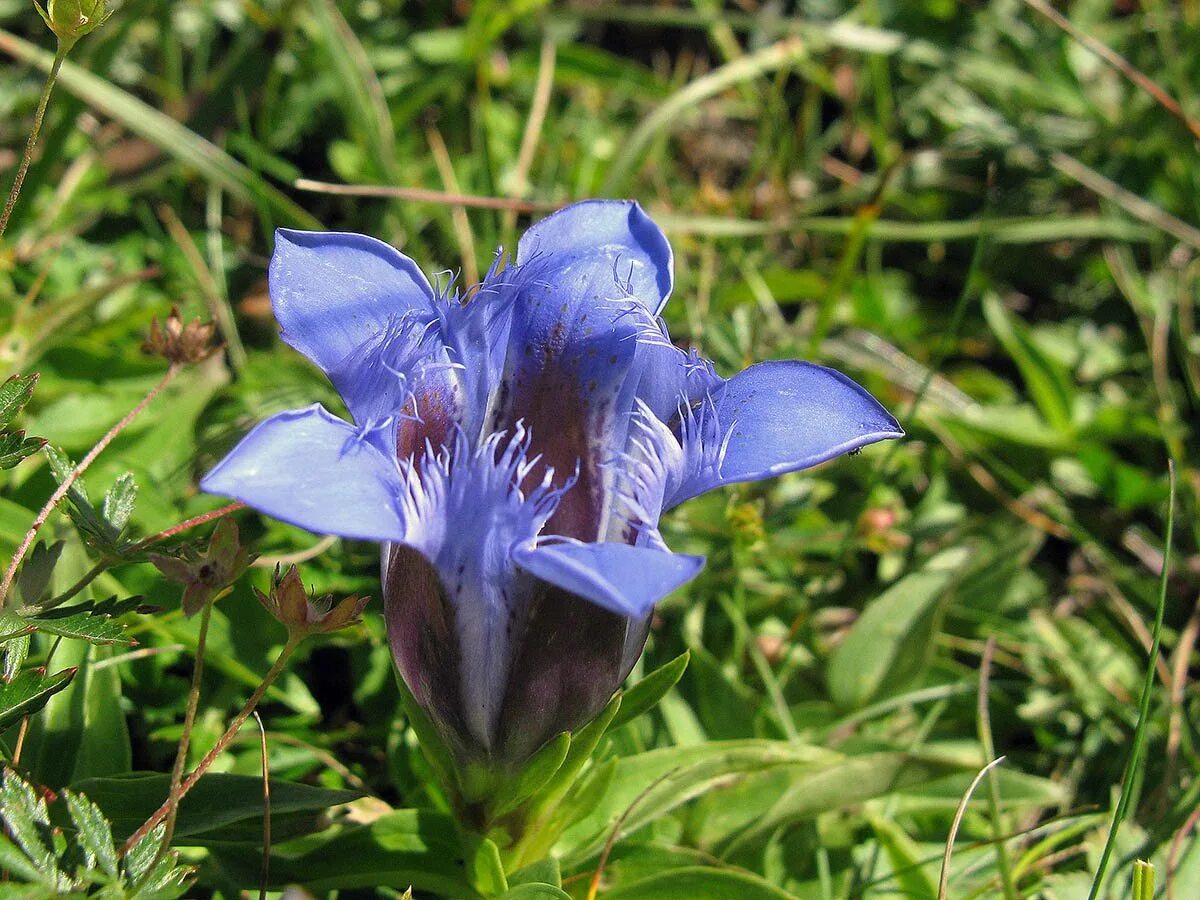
33,0 -> 112,47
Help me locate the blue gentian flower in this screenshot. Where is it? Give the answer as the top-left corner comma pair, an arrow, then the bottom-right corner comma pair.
201,201 -> 902,763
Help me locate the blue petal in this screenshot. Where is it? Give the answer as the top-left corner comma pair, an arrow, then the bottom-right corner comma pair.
513,540 -> 704,618
667,360 -> 903,508
270,229 -> 436,375
200,404 -> 407,541
388,427 -> 567,750
485,201 -> 675,538
516,200 -> 673,313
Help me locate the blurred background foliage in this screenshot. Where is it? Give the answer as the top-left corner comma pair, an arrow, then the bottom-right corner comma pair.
1,0 -> 1198,896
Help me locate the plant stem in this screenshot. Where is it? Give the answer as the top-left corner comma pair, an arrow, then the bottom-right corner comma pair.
33,501 -> 245,613
158,598 -> 215,856
0,365 -> 181,607
1086,463 -> 1175,900
0,42 -> 67,240
118,635 -> 302,857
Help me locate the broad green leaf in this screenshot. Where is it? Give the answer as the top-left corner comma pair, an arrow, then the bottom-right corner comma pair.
0,667 -> 78,730
691,751 -> 963,855
601,867 -> 799,899
0,30 -> 320,229
609,650 -> 689,730
0,374 -> 38,431
826,554 -> 961,709
71,772 -> 359,843
558,740 -> 839,865
22,540 -> 133,786
208,809 -> 482,896
983,294 -> 1076,434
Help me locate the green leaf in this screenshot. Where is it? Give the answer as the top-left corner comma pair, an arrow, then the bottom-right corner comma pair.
64,789 -> 120,879
0,770 -> 60,883
0,835 -> 44,884
101,472 -> 138,535
0,374 -> 38,431
122,824 -> 167,883
22,588 -> 133,786
691,751 -> 964,855
28,611 -> 134,646
0,431 -> 46,470
869,815 -> 938,899
44,447 -> 114,550
496,885 -> 572,899
490,731 -> 571,818
509,857 -> 561,887
209,809 -> 482,896
983,293 -> 1076,434
558,740 -> 840,866
600,867 -> 799,899
826,554 -> 960,709
16,541 -> 63,607
71,772 -> 360,843
0,667 -> 78,730
609,651 -> 690,730
1,630 -> 31,681
464,834 -> 508,896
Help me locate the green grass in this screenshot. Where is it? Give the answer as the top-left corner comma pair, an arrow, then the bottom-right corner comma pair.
1,0 -> 1198,897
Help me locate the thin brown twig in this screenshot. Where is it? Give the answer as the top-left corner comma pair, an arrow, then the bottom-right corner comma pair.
1051,152 -> 1200,250
1021,0 -> 1200,143
118,635 -> 302,857
586,767 -> 681,900
1167,803 -> 1200,900
424,125 -> 479,286
510,36 -> 558,201
0,365 -> 181,606
294,177 -> 561,212
251,534 -> 337,568
925,419 -> 1070,539
159,598 -> 215,855
31,500 -> 246,614
229,728 -> 366,791
1165,602 -> 1200,772
978,636 -> 1018,900
938,756 -> 1007,900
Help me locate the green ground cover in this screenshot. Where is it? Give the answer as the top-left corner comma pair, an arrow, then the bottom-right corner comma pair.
0,1 -> 1197,897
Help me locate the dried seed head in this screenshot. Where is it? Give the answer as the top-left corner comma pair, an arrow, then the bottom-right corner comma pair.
255,564 -> 369,637
149,518 -> 252,617
142,306 -> 220,365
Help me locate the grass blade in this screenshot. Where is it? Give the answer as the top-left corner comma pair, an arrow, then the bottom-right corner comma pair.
1086,462 -> 1176,899
0,29 -> 319,229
